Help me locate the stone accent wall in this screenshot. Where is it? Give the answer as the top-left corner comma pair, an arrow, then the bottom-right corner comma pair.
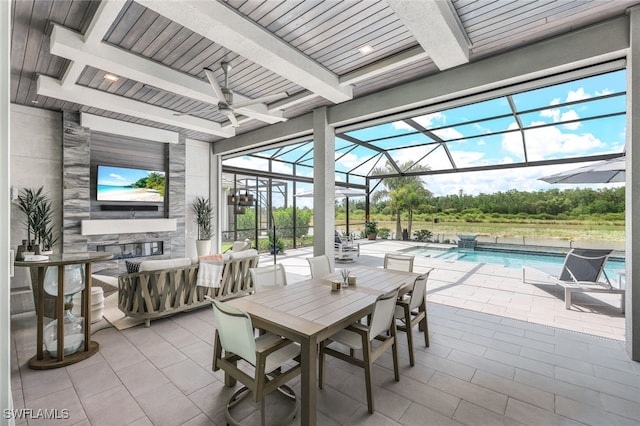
62,111 -> 90,252
168,135 -> 186,258
61,113 -> 186,274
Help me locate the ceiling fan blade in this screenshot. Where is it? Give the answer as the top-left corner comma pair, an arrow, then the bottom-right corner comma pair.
226,111 -> 240,127
233,106 -> 286,124
231,91 -> 289,109
172,106 -> 217,116
203,67 -> 225,103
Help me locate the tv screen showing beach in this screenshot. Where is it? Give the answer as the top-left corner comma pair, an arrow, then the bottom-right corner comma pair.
97,165 -> 165,202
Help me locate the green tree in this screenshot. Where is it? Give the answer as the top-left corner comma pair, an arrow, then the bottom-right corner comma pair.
371,160 -> 431,239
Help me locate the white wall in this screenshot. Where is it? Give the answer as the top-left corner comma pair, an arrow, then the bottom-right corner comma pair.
9,105 -> 62,304
185,138 -> 211,259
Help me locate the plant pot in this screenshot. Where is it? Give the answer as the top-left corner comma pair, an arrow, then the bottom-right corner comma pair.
367,233 -> 377,240
195,239 -> 212,257
269,248 -> 280,255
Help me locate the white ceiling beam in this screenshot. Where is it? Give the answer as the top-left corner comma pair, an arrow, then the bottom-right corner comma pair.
216,15 -> 629,154
61,0 -> 126,87
37,75 -> 235,138
80,113 -> 179,144
385,0 -> 469,70
340,46 -> 429,85
137,0 -> 353,104
51,24 -> 286,124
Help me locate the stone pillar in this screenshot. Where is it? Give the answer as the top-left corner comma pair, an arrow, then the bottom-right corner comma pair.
62,111 -> 90,253
626,7 -> 640,361
168,135 -> 186,258
312,107 -> 335,265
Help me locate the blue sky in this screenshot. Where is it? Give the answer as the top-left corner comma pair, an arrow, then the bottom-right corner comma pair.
97,166 -> 164,187
225,69 -> 626,200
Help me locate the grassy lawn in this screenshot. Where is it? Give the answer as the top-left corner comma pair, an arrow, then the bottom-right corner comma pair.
371,219 -> 625,243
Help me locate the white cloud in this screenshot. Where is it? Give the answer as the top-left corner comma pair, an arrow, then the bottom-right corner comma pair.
424,162 -> 622,196
502,122 -> 603,161
566,87 -> 591,102
336,151 -> 360,169
561,110 -> 580,130
109,173 -> 125,181
392,112 -> 446,131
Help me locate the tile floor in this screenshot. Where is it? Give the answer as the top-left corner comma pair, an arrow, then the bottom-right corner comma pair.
10,241 -> 639,425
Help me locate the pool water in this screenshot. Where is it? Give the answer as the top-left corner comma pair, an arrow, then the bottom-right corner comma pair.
401,246 -> 625,281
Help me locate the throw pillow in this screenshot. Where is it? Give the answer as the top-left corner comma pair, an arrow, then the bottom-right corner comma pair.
125,260 -> 141,274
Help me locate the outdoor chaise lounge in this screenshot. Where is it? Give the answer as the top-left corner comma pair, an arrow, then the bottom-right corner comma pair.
522,248 -> 625,312
335,230 -> 360,262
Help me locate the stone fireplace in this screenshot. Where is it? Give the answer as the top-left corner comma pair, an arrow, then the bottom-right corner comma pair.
61,112 -> 186,274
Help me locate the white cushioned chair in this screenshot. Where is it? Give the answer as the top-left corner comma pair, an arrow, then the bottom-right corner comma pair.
209,297 -> 301,426
383,253 -> 415,272
250,264 -> 287,292
306,254 -> 332,278
318,288 -> 400,414
395,271 -> 432,366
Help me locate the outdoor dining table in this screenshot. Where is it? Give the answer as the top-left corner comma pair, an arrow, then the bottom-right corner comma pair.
226,265 -> 423,425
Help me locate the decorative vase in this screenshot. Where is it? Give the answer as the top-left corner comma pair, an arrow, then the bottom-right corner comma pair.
196,239 -> 212,257
367,233 -> 377,240
42,264 -> 86,357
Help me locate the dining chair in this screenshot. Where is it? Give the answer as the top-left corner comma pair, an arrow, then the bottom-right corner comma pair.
250,263 -> 287,292
395,271 -> 431,366
208,297 -> 301,426
306,254 -> 332,278
384,253 -> 415,272
318,288 -> 400,414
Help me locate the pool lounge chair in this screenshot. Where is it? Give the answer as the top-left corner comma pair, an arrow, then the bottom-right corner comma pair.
335,231 -> 360,262
522,248 -> 624,312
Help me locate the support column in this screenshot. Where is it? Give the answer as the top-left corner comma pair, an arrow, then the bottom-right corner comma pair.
211,151 -> 222,254
626,7 -> 640,361
313,107 -> 335,264
1,0 -> 12,418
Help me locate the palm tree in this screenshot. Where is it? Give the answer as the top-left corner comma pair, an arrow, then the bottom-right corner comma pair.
371,160 -> 431,239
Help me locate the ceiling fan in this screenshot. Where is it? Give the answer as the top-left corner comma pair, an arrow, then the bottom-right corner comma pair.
174,62 -> 288,127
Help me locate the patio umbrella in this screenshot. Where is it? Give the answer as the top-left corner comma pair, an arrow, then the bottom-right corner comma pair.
294,188 -> 366,198
538,156 -> 625,184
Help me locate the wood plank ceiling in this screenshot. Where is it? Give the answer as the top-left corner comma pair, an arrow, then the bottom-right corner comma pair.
10,0 -> 639,143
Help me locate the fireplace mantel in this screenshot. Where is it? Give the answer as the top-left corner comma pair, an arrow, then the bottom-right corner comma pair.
81,219 -> 177,236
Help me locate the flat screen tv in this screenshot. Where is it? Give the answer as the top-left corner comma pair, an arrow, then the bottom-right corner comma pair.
97,165 -> 165,202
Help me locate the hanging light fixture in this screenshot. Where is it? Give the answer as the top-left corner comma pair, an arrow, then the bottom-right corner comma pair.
227,193 -> 238,205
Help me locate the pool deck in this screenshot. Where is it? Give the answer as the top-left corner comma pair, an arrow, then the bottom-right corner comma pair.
267,239 -> 625,341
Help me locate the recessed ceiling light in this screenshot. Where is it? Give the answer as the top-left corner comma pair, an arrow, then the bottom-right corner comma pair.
359,44 -> 374,55
104,73 -> 119,82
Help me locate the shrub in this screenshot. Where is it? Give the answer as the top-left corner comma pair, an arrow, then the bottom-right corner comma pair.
378,228 -> 391,239
414,229 -> 432,242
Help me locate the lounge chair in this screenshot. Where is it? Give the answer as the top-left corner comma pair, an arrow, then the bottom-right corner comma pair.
522,248 -> 624,312
335,231 -> 360,262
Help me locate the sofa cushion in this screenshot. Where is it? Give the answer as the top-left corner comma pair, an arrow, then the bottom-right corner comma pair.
228,249 -> 258,261
125,260 -> 141,274
138,257 -> 193,272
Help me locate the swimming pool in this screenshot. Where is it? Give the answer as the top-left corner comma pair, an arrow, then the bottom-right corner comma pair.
400,246 -> 625,280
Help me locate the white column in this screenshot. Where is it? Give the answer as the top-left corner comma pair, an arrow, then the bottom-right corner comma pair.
626,7 -> 640,361
313,107 -> 335,265
211,151 -> 222,254
1,0 -> 13,421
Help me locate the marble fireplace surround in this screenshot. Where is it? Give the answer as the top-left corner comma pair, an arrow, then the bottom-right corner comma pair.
62,112 -> 186,274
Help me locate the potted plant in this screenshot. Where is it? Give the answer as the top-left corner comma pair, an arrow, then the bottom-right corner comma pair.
364,220 -> 378,240
17,186 -> 58,254
268,231 -> 285,254
191,196 -> 214,256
